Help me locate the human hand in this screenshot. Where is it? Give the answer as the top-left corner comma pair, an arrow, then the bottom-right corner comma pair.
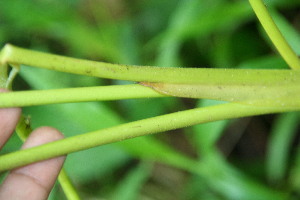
0,89 -> 65,200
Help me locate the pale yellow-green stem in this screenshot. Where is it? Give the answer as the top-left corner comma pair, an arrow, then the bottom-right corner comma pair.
16,116 -> 81,200
1,44 -> 300,109
1,102 -> 299,172
0,57 -> 8,88
58,169 -> 81,200
0,84 -> 166,108
249,0 -> 300,70
1,44 -> 299,84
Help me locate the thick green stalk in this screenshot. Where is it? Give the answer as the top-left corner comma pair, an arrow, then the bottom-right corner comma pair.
2,44 -> 300,84
144,81 -> 300,107
16,116 -> 81,200
1,44 -> 300,108
0,102 -> 299,172
0,67 -> 7,89
0,84 -> 166,108
249,0 -> 300,70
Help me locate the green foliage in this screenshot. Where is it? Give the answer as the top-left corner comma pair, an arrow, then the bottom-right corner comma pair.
0,0 -> 300,199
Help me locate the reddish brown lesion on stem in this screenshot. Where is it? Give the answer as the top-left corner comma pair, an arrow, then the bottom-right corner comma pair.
139,82 -> 170,96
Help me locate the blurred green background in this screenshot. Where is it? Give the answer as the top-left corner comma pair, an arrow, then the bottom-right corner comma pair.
1,0 -> 300,199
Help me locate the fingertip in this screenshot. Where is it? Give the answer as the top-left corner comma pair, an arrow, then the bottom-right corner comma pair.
0,126 -> 66,200
21,126 -> 65,149
0,88 -> 9,93
17,126 -> 66,183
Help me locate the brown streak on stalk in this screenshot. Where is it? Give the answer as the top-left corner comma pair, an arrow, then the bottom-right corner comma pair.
139,82 -> 173,96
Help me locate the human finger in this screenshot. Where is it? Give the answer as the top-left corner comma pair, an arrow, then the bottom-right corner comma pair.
0,127 -> 65,200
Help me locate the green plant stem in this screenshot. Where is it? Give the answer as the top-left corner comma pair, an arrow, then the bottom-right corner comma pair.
0,84 -> 166,108
2,44 -> 300,108
2,44 -> 300,84
58,169 -> 81,200
6,65 -> 19,90
16,115 -> 81,200
145,81 -> 300,107
0,102 -> 299,172
0,54 -> 8,88
249,0 -> 300,70
0,67 -> 7,88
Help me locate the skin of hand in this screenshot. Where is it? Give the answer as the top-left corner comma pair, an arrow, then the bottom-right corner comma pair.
0,89 -> 65,200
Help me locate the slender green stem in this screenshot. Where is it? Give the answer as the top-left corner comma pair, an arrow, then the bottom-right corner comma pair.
249,0 -> 300,70
3,44 -> 300,108
0,84 -> 166,108
0,102 -> 299,172
16,115 -> 81,200
6,65 -> 20,90
2,44 -> 300,84
144,81 -> 300,107
0,68 -> 7,89
0,50 -> 8,88
58,169 -> 81,200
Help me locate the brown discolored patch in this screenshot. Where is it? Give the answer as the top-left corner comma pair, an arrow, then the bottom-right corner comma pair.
139,82 -> 171,96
